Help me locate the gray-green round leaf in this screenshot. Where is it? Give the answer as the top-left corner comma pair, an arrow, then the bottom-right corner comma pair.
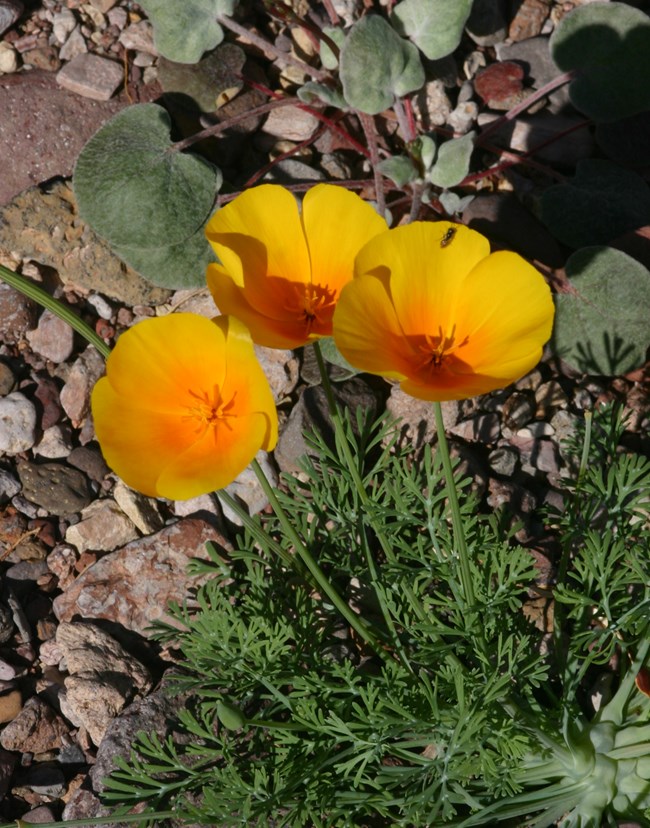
541,159 -> 650,248
74,104 -> 221,249
137,0 -> 235,64
112,221 -> 218,290
553,246 -> 650,375
340,15 -> 424,115
550,1 -> 650,122
428,131 -> 474,188
319,27 -> 345,70
391,0 -> 473,60
298,82 -> 347,109
377,156 -> 419,187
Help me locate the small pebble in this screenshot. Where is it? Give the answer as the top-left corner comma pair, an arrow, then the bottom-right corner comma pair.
0,360 -> 15,395
0,41 -> 19,73
0,392 -> 38,455
0,689 -> 22,724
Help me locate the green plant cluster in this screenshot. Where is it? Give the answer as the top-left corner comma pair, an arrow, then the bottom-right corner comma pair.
101,404 -> 650,826
68,0 -> 650,377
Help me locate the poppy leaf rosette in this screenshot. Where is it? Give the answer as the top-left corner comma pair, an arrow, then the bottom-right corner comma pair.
205,183 -> 388,349
333,222 -> 555,401
91,313 -> 278,500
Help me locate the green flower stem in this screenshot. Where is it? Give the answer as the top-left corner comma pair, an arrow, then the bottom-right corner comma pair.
312,341 -> 415,671
217,488 -> 301,574
0,264 -> 110,359
250,457 -> 386,659
432,401 -> 476,613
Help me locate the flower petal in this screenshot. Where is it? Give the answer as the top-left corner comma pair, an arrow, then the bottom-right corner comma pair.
333,275 -> 410,379
354,222 -> 490,338
205,185 -> 310,288
455,251 -> 555,377
91,313 -> 278,499
207,264 -> 319,349
302,183 -> 388,304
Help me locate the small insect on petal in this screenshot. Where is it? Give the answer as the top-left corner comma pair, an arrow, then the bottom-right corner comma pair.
440,227 -> 457,248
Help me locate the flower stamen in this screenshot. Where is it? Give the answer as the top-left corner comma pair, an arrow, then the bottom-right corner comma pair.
184,386 -> 236,438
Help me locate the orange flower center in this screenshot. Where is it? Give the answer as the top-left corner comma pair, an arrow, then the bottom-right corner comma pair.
416,326 -> 469,373
184,387 -> 236,439
285,282 -> 336,334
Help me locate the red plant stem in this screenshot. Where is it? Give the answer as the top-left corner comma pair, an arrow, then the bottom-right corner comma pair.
475,70 -> 576,145
217,14 -> 329,82
169,98 -> 298,153
460,119 -> 589,186
245,77 -> 371,158
393,97 -> 416,144
216,178 -> 378,207
358,112 -> 386,216
243,114 -> 346,188
321,0 -> 340,25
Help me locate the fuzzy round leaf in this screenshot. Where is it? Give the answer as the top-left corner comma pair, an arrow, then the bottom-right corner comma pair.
74,104 -> 221,249
377,156 -> 419,187
550,1 -> 650,122
428,132 -> 474,188
553,246 -> 650,375
595,112 -> 650,168
112,221 -> 218,290
541,159 -> 650,248
137,0 -> 235,64
319,26 -> 345,70
298,82 -> 347,109
391,0 -> 473,60
340,15 -> 424,115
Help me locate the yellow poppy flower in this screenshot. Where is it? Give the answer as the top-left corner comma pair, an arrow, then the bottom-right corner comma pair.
333,222 -> 555,402
91,313 -> 278,500
205,183 -> 388,349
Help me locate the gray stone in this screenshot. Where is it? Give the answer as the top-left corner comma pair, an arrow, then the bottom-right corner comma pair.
118,20 -> 155,54
466,0 -> 508,45
0,468 -> 20,503
385,387 -> 459,449
21,764 -> 66,798
218,450 -> 277,524
32,424 -> 73,459
449,413 -> 501,444
56,53 -> 123,101
59,346 -> 105,425
17,460 -> 94,516
0,696 -> 69,753
56,620 -> 153,745
53,518 -> 232,635
0,281 -> 38,342
65,499 -> 138,553
489,445 -> 519,477
0,391 -> 38,454
447,101 -> 478,134
0,0 -> 22,38
26,308 -> 76,363
263,105 -> 319,142
0,360 -> 15,394
112,480 -> 165,534
51,9 -> 77,45
502,391 -> 536,431
58,25 -> 88,63
478,111 -> 595,166
0,42 -> 18,74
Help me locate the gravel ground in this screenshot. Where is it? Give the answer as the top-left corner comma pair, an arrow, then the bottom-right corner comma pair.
0,0 -> 649,823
